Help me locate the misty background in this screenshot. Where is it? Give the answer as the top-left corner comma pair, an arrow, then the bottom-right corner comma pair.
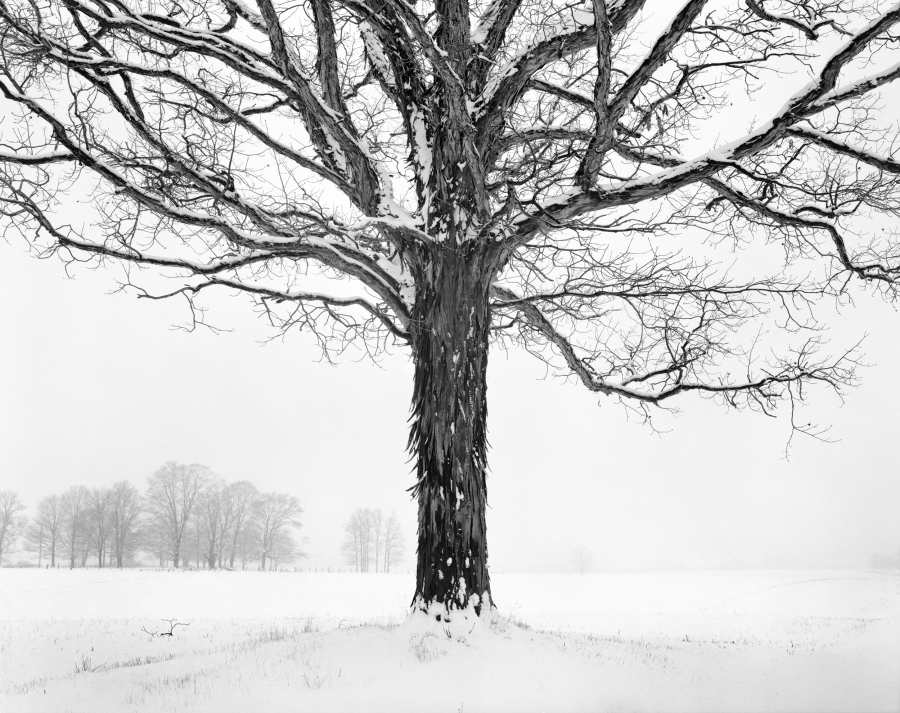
1,240 -> 899,573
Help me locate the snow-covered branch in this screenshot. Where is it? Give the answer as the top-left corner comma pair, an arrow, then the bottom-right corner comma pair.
492,283 -> 858,409
786,126 -> 900,174
511,3 -> 900,243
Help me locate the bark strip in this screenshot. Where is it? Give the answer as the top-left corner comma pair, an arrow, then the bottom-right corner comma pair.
409,245 -> 495,617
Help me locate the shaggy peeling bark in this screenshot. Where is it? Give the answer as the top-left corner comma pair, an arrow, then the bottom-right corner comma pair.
410,246 -> 496,616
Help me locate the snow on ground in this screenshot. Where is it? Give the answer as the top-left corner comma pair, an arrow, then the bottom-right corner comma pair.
1,569 -> 898,712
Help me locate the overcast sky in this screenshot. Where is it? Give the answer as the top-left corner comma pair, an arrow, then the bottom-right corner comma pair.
1,234 -> 899,573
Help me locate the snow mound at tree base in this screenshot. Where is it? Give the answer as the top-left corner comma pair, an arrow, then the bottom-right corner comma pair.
400,598 -> 537,662
405,591 -> 529,640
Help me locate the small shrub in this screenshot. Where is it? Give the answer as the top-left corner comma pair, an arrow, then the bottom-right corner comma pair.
409,632 -> 446,663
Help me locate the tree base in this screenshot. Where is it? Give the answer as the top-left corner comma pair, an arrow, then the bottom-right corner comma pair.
411,590 -> 493,624
408,593 -> 500,639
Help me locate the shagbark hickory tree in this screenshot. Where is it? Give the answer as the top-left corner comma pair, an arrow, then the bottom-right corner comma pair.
2,0 -> 900,615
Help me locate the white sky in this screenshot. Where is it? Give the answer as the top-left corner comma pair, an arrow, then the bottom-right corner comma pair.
1,237 -> 899,573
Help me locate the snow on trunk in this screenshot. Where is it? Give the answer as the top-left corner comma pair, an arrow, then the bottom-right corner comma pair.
409,244 -> 494,618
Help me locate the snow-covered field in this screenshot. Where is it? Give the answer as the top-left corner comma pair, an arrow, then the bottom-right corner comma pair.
1,569 -> 898,712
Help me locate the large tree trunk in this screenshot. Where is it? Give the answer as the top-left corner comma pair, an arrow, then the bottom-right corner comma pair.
409,245 -> 494,618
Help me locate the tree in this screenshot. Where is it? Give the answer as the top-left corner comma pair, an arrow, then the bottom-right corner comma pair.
79,532 -> 91,567
24,520 -> 46,566
371,509 -> 384,573
254,492 -> 303,570
185,509 -> 206,568
110,480 -> 143,568
382,512 -> 405,574
571,545 -> 595,575
234,520 -> 259,570
87,487 -> 114,568
340,507 -> 398,572
340,514 -> 362,572
341,509 -> 366,572
198,475 -> 229,569
4,0 -> 900,615
145,462 -> 210,568
32,494 -> 63,567
215,482 -> 236,569
226,481 -> 259,569
144,511 -> 174,568
269,529 -> 305,570
59,486 -> 90,569
341,508 -> 379,572
0,490 -> 27,563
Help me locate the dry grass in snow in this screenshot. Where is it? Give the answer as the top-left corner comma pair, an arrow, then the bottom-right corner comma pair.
0,569 -> 898,712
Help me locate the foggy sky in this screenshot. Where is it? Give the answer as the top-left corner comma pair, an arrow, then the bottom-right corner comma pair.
2,240 -> 899,573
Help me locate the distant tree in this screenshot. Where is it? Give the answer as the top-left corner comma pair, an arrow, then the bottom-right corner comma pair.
382,512 -> 405,574
87,487 -> 114,568
341,508 -> 374,572
79,534 -> 91,567
226,481 -> 259,570
571,545 -> 595,575
340,515 -> 362,572
234,520 -> 259,571
371,509 -> 384,573
198,476 -> 229,569
145,462 -> 210,568
32,494 -> 63,567
110,481 -> 142,568
0,490 -> 27,563
269,529 -> 306,570
180,510 -> 196,568
215,483 -> 237,569
24,520 -> 46,566
142,514 -> 167,566
254,493 -> 303,571
60,486 -> 90,569
341,508 -> 399,573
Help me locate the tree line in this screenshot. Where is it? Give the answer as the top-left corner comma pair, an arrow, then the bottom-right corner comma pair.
0,462 -> 304,570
